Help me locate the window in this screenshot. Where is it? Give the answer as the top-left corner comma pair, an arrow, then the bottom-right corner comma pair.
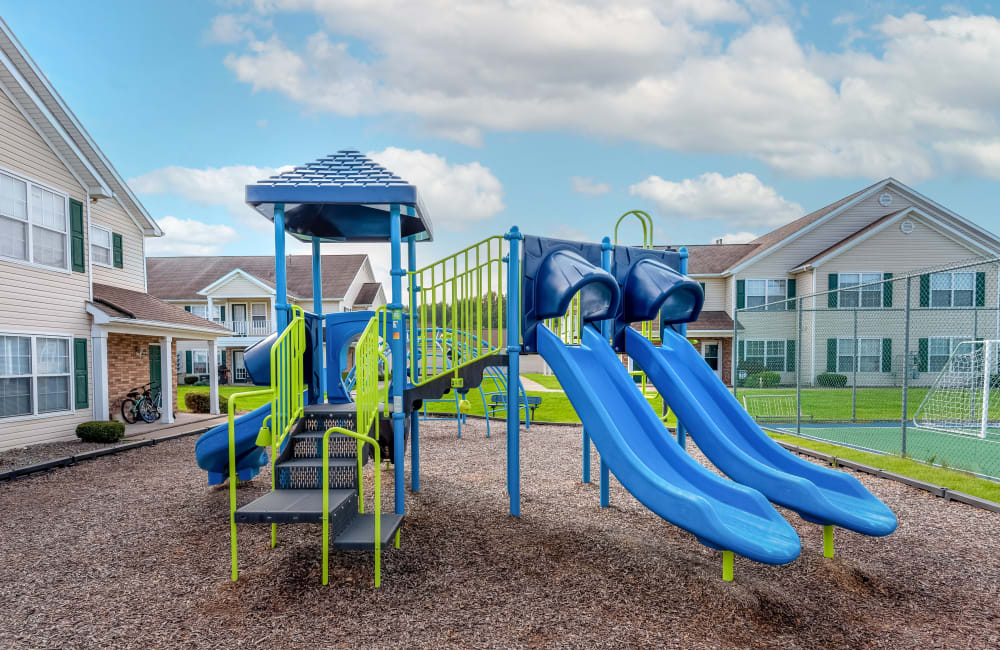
0,170 -> 68,270
192,350 -> 208,374
251,303 -> 267,323
930,272 -> 974,308
0,334 -> 72,418
929,337 -> 975,373
838,273 -> 884,308
90,225 -> 112,266
189,304 -> 208,318
746,279 -> 786,310
744,339 -> 786,371
837,338 -> 881,373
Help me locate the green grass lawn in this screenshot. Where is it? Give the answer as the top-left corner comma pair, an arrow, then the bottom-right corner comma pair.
176,385 -> 272,412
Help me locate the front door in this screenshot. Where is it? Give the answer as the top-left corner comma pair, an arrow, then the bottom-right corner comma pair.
701,341 -> 721,378
231,304 -> 248,336
149,344 -> 162,392
232,350 -> 247,382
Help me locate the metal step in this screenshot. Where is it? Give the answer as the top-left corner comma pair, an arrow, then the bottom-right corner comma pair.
301,403 -> 358,433
333,513 -> 404,551
276,457 -> 359,489
290,432 -> 366,460
234,488 -> 356,525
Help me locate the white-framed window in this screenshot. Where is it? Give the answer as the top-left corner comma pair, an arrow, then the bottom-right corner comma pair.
837,338 -> 881,373
189,304 -> 208,318
744,339 -> 786,371
192,350 -> 208,374
0,170 -> 69,270
0,334 -> 72,418
930,272 -> 975,308
746,279 -> 787,310
928,337 -> 975,373
90,224 -> 112,267
837,272 -> 884,308
250,302 -> 267,323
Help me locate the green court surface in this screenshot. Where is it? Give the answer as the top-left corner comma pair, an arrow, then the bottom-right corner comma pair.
768,422 -> 1000,480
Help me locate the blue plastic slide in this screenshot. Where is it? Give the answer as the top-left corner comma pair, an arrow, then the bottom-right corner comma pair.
538,324 -> 801,564
195,403 -> 271,486
628,327 -> 897,537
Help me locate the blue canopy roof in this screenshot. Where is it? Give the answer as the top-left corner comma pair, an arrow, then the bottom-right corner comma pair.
245,150 -> 433,243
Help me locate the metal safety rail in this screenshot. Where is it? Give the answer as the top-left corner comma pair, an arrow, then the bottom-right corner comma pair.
408,235 -> 509,387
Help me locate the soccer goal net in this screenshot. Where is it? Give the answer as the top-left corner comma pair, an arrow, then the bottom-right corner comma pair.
913,340 -> 1000,439
741,394 -> 799,424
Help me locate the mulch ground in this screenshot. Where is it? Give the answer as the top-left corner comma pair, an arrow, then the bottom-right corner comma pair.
1,419 -> 998,649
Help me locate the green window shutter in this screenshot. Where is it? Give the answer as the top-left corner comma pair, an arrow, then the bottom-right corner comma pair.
699,282 -> 705,297
185,350 -> 192,374
735,279 -> 745,309
881,338 -> 892,373
737,340 -> 745,362
112,232 -> 123,268
786,339 -> 795,372
882,273 -> 893,308
976,272 -> 986,307
219,305 -> 226,321
917,338 -> 928,372
919,274 -> 930,307
70,199 -> 85,272
827,338 -> 837,372
184,305 -> 191,312
73,338 -> 88,409
827,274 -> 838,308
786,278 -> 796,310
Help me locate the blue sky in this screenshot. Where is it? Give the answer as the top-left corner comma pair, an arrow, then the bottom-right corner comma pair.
3,1 -> 1000,271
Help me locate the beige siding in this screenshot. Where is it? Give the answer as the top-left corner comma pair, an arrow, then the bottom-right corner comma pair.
700,278 -> 726,311
205,273 -> 273,298
90,198 -> 146,290
342,258 -> 375,309
0,91 -> 94,449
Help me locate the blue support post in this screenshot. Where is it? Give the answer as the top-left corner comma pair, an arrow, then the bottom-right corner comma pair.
407,229 -> 420,492
676,246 -> 689,450
505,226 -> 522,517
599,236 -> 612,507
389,204 -> 406,515
274,203 -> 288,332
311,237 -> 326,401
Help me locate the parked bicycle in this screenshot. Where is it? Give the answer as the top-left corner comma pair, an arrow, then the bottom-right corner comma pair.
121,383 -> 162,424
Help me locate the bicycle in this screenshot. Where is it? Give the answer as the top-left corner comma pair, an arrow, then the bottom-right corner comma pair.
121,383 -> 162,424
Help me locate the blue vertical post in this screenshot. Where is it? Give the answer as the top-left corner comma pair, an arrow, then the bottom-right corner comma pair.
505,226 -> 522,517
676,246 -> 689,450
407,227 -> 420,492
389,204 -> 406,514
311,237 -> 325,402
274,203 -> 288,332
599,237 -> 612,507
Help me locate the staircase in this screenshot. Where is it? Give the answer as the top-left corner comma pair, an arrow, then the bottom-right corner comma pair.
234,403 -> 403,574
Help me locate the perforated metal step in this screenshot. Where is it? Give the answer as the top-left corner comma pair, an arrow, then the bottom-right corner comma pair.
234,488 -> 356,525
333,513 -> 405,551
275,457 -> 359,489
291,432 -> 365,459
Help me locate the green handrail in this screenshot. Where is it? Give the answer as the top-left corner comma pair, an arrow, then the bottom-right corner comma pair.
613,209 -> 654,248
228,388 -> 276,582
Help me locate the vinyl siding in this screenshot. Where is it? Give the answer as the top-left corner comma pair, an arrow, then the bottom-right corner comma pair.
90,198 -> 146,290
700,278 -> 726,311
342,258 -> 376,309
203,273 -> 273,298
0,91 -> 94,449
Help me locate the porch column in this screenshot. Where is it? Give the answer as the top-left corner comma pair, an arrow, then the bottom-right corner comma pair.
206,296 -> 214,323
208,338 -> 220,415
159,335 -> 174,423
91,326 -> 109,420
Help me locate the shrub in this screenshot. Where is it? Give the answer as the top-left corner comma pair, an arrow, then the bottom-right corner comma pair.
184,392 -> 229,413
742,371 -> 781,388
183,375 -> 199,385
816,372 -> 848,388
737,360 -> 765,376
76,420 -> 125,443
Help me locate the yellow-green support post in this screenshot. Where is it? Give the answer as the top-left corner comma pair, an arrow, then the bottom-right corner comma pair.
823,525 -> 835,558
722,551 -> 734,582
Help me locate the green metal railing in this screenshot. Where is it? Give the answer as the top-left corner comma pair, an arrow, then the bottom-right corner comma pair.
408,235 -> 508,386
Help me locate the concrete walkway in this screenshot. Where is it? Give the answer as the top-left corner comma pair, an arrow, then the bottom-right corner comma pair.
124,412 -> 225,441
519,376 -> 563,392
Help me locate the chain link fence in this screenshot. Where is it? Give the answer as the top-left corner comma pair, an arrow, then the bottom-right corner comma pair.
734,258 -> 1000,480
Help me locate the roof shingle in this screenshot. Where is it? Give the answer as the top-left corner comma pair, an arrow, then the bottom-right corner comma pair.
91,284 -> 229,332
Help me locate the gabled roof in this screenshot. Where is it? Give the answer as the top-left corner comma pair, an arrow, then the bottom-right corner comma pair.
90,283 -> 229,333
146,254 -> 368,302
793,208 -> 909,269
667,244 -> 758,275
0,18 -> 160,236
197,268 -> 276,296
353,282 -> 382,306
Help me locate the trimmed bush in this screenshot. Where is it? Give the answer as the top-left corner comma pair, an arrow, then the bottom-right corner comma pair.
184,391 -> 229,414
816,372 -> 848,388
76,420 -> 125,443
742,371 -> 781,388
183,375 -> 199,385
737,360 -> 765,376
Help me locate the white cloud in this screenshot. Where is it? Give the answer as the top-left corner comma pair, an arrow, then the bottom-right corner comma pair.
570,176 -> 612,197
145,216 -> 240,256
214,5 -> 1000,181
629,172 -> 802,226
366,148 -> 504,229
716,231 -> 758,244
935,139 -> 1000,179
129,164 -> 292,230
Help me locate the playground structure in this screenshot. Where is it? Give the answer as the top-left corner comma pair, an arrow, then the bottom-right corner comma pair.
194,150 -> 896,588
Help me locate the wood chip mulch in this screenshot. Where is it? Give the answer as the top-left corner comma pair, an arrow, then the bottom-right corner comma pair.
1,419 -> 998,649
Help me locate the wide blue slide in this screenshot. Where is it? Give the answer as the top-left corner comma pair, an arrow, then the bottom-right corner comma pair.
628,326 -> 897,537
195,403 -> 271,486
538,324 -> 801,565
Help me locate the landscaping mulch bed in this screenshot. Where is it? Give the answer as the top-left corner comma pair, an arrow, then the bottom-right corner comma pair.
1,420 -> 998,649
0,439 -> 130,474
